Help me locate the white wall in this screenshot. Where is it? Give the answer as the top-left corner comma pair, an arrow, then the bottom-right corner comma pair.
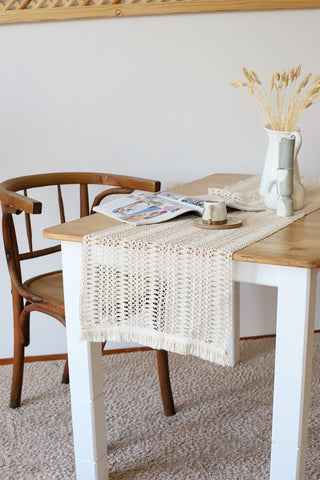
0,9 -> 320,358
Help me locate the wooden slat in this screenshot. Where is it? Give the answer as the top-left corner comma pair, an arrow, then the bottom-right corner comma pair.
19,245 -> 61,261
23,189 -> 33,252
65,0 -> 76,7
50,0 -> 62,8
19,0 -> 33,9
2,0 -> 18,12
80,184 -> 89,218
35,0 -> 48,9
0,0 -> 319,24
57,185 -> 66,224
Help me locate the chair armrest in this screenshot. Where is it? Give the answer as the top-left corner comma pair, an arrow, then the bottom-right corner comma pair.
0,181 -> 42,214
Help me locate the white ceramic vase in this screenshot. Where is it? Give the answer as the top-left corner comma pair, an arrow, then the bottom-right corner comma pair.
260,127 -> 305,210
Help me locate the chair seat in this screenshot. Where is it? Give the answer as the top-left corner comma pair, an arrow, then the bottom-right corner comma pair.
23,271 -> 65,316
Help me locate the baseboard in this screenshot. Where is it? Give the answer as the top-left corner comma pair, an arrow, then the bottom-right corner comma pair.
0,346 -> 152,366
0,332 -> 318,366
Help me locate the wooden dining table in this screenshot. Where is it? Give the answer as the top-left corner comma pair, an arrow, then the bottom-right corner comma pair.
44,173 -> 320,480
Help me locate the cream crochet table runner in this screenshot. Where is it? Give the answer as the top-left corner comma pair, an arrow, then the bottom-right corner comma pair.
80,176 -> 320,366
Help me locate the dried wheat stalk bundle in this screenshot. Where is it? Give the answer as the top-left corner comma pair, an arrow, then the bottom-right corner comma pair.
231,65 -> 320,132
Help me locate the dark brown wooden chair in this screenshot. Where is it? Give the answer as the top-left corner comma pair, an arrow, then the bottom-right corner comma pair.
0,172 -> 175,415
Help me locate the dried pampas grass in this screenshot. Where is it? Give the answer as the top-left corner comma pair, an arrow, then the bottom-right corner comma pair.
230,65 -> 320,131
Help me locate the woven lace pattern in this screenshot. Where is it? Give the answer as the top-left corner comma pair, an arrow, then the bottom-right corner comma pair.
209,175 -> 264,207
80,176 -> 320,366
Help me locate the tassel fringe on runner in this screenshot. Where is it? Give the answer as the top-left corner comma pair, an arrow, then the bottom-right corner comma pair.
80,176 -> 320,366
81,326 -> 231,365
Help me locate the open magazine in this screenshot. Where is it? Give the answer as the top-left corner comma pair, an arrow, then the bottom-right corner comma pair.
93,191 -> 264,226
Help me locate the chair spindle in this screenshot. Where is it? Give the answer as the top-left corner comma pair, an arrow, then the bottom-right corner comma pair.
80,184 -> 89,218
57,185 -> 66,224
23,189 -> 33,252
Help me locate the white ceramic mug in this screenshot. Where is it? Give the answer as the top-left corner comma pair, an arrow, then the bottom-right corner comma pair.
202,200 -> 227,225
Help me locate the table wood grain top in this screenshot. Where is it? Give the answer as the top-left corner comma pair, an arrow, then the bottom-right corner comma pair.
43,174 -> 320,269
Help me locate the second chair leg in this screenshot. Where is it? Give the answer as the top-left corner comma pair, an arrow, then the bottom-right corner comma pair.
61,358 -> 69,384
61,341 -> 106,385
10,292 -> 25,409
156,350 -> 175,416
10,340 -> 25,408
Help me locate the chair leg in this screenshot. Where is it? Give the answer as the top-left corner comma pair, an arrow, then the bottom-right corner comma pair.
61,358 -> 69,384
156,350 -> 175,416
10,291 -> 24,409
61,342 -> 105,385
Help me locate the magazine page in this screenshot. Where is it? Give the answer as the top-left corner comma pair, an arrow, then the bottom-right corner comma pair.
93,192 -> 197,225
158,193 -> 204,213
167,193 -> 265,212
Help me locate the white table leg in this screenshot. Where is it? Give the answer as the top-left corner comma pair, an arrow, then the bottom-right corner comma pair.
228,281 -> 240,366
270,267 -> 317,480
62,241 -> 108,480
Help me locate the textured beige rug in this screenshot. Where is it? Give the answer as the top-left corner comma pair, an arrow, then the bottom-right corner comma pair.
0,336 -> 320,480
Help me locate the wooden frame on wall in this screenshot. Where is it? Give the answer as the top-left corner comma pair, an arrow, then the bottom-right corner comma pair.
0,0 -> 319,25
